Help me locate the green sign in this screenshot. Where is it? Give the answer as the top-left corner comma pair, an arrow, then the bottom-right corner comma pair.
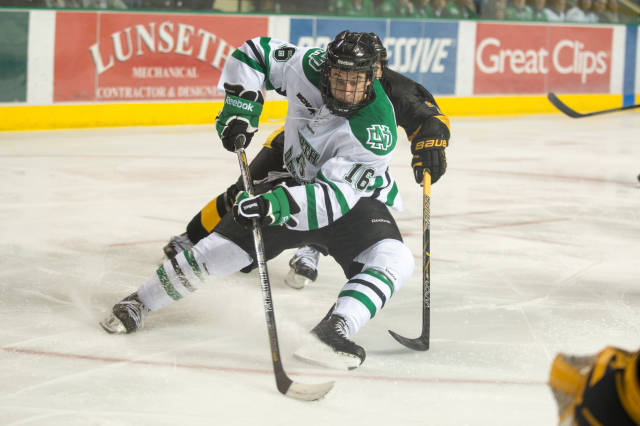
0,11 -> 28,102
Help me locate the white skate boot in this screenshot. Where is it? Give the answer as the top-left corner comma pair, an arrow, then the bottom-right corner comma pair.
163,232 -> 194,259
100,292 -> 149,334
285,245 -> 320,289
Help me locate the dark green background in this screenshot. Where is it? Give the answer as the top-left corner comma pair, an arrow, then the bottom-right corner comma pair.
0,11 -> 28,102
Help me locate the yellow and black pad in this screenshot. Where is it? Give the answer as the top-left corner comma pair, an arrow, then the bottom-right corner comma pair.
186,126 -> 285,243
549,347 -> 640,426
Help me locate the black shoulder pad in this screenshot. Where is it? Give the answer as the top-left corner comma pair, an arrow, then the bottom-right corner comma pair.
274,46 -> 296,62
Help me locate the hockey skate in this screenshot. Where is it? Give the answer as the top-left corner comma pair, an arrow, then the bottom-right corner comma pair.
285,246 -> 320,289
100,292 -> 149,334
163,232 -> 194,259
294,307 -> 366,370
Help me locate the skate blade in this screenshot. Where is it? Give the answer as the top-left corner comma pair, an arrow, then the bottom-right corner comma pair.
285,269 -> 311,289
99,314 -> 127,334
294,337 -> 361,370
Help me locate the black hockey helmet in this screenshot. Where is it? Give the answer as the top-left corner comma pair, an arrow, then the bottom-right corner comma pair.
321,31 -> 377,117
368,32 -> 388,66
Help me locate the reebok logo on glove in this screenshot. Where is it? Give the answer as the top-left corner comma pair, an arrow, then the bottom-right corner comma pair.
225,97 -> 256,112
243,201 -> 260,215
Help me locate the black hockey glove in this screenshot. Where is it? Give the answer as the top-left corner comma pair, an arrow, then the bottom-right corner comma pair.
409,116 -> 450,184
215,83 -> 264,152
411,150 -> 447,184
232,187 -> 297,229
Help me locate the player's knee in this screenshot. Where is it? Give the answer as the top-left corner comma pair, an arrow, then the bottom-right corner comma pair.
192,232 -> 253,277
356,239 -> 414,291
385,241 -> 414,290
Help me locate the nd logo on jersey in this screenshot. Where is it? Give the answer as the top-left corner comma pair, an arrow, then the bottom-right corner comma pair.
366,124 -> 393,151
308,50 -> 326,71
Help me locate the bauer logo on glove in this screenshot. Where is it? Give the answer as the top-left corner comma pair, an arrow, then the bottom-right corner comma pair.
408,115 -> 450,185
413,139 -> 448,150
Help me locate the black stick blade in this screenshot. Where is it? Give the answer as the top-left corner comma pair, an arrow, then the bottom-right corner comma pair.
388,330 -> 430,351
548,92 -> 640,118
547,93 -> 583,118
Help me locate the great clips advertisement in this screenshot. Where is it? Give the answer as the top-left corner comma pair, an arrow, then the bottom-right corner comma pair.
53,11 -> 268,102
290,17 -> 458,95
474,23 -> 613,94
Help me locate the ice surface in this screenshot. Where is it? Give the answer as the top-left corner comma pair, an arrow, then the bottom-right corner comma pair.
0,113 -> 638,425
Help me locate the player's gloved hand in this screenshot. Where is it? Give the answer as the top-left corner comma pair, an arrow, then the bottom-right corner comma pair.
232,187 -> 293,229
411,150 -> 446,184
409,115 -> 450,184
215,83 -> 264,152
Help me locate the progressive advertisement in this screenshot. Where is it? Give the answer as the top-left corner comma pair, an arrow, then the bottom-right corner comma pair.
474,23 -> 613,94
53,11 -> 268,102
290,17 -> 458,95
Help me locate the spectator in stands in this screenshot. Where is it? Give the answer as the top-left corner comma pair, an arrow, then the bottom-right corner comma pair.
13,0 -> 48,5
414,0 -> 434,16
596,0 -> 618,21
590,0 -> 605,19
505,0 -> 534,19
544,0 -> 566,20
44,0 -> 77,6
376,0 -> 399,15
180,0 -> 214,9
431,0 -> 448,16
530,0 -> 549,19
443,0 -> 479,18
78,0 -> 127,7
584,0 -> 599,20
565,0 -> 586,20
481,0 -> 507,17
7,0 -> 46,5
397,0 -> 416,15
566,0 -> 597,21
329,0 -> 369,15
278,0 -> 326,12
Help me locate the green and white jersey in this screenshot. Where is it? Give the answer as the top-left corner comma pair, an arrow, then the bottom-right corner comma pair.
219,37 -> 401,231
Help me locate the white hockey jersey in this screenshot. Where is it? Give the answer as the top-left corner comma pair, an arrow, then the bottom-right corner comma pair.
218,37 -> 402,231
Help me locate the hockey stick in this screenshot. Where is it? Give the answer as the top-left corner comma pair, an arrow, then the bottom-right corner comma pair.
548,92 -> 640,118
388,171 -> 431,351
234,134 -> 334,401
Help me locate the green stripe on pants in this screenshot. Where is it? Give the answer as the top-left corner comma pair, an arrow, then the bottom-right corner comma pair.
306,184 -> 318,230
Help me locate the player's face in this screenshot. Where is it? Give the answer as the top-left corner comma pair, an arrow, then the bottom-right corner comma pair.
329,68 -> 369,105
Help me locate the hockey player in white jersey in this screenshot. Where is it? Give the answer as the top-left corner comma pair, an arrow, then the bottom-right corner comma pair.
162,32 -> 450,289
101,31 -> 414,369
